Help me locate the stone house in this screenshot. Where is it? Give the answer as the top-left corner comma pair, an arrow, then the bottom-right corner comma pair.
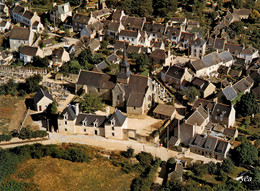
224,43 -> 244,57
33,88 -> 53,112
189,134 -> 231,160
51,48 -> 70,67
143,22 -> 166,41
153,104 -> 176,120
177,106 -> 210,146
75,70 -> 115,101
238,47 -> 259,63
50,2 -> 72,23
219,51 -> 234,67
160,65 -> 193,89
20,46 -> 44,64
190,77 -> 216,98
9,27 -> 33,51
58,104 -> 127,140
149,49 -> 174,66
104,21 -> 125,37
178,32 -> 196,49
72,13 -> 97,32
92,8 -> 111,21
80,21 -> 103,39
193,98 -> 236,127
118,30 -> 141,46
11,5 -> 42,28
190,37 -> 206,58
221,76 -> 254,102
164,26 -> 183,45
121,15 -> 146,31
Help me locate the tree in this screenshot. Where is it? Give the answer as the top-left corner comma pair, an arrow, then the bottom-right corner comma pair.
244,0 -> 255,9
232,142 -> 258,166
207,161 -> 219,175
221,158 -> 235,173
80,94 -> 104,113
49,102 -> 58,115
232,0 -> 243,8
153,0 -> 177,18
25,74 -> 42,93
135,152 -> 153,166
235,93 -> 259,117
192,163 -> 208,176
32,56 -> 49,68
186,86 -> 200,102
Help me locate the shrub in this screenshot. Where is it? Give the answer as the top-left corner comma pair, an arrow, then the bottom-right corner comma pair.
167,158 -> 176,168
0,134 -> 12,142
191,163 -> 208,177
121,148 -> 134,158
136,152 -> 153,166
221,159 -> 235,173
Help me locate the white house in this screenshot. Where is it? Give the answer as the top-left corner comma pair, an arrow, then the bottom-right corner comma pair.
50,2 -> 72,23
33,88 -> 53,112
20,46 -> 44,64
119,30 -> 141,46
9,27 -> 33,51
190,37 -> 206,58
238,47 -> 259,63
12,5 -> 42,27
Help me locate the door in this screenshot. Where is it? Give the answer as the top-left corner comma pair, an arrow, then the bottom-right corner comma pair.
95,130 -> 98,135
39,105 -> 42,111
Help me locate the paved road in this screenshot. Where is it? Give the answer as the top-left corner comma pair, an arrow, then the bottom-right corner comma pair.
0,133 -> 218,163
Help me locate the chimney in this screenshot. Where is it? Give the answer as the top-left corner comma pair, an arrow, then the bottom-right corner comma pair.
177,120 -> 180,139
53,2 -> 57,7
75,103 -> 79,116
106,106 -> 110,118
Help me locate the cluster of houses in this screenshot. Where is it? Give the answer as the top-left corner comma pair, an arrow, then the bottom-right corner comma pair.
1,1 -> 259,161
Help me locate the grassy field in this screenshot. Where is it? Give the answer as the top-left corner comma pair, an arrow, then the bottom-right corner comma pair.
11,156 -> 138,191
0,96 -> 23,133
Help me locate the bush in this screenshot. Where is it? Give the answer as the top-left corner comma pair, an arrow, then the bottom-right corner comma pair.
18,126 -> 48,140
0,134 -> 12,142
191,163 -> 208,177
216,170 -> 228,182
136,152 -> 153,166
221,159 -> 235,173
121,148 -> 134,158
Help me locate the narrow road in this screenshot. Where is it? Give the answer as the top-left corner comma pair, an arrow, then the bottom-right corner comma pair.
0,133 -> 218,163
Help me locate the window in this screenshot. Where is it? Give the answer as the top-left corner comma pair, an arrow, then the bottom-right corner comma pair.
65,128 -> 67,131
122,37 -> 125,40
220,118 -> 223,121
112,127 -> 114,130
134,107 -> 136,110
215,116 -> 217,120
84,129 -> 86,132
117,95 -> 120,100
65,121 -> 67,125
112,133 -> 115,136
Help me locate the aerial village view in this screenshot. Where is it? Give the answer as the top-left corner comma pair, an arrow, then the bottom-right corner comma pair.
0,0 -> 259,190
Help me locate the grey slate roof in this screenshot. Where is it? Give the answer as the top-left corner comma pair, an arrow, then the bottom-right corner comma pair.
204,136 -> 218,150
77,70 -> 115,90
215,139 -> 229,154
241,47 -> 258,55
233,76 -> 254,94
33,88 -> 53,104
76,113 -> 106,127
190,59 -> 205,71
214,38 -> 225,50
61,105 -> 77,121
162,65 -> 185,80
106,109 -> 127,126
224,43 -> 243,56
222,86 -> 238,101
223,128 -> 237,137
202,52 -> 222,68
219,51 -> 233,63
